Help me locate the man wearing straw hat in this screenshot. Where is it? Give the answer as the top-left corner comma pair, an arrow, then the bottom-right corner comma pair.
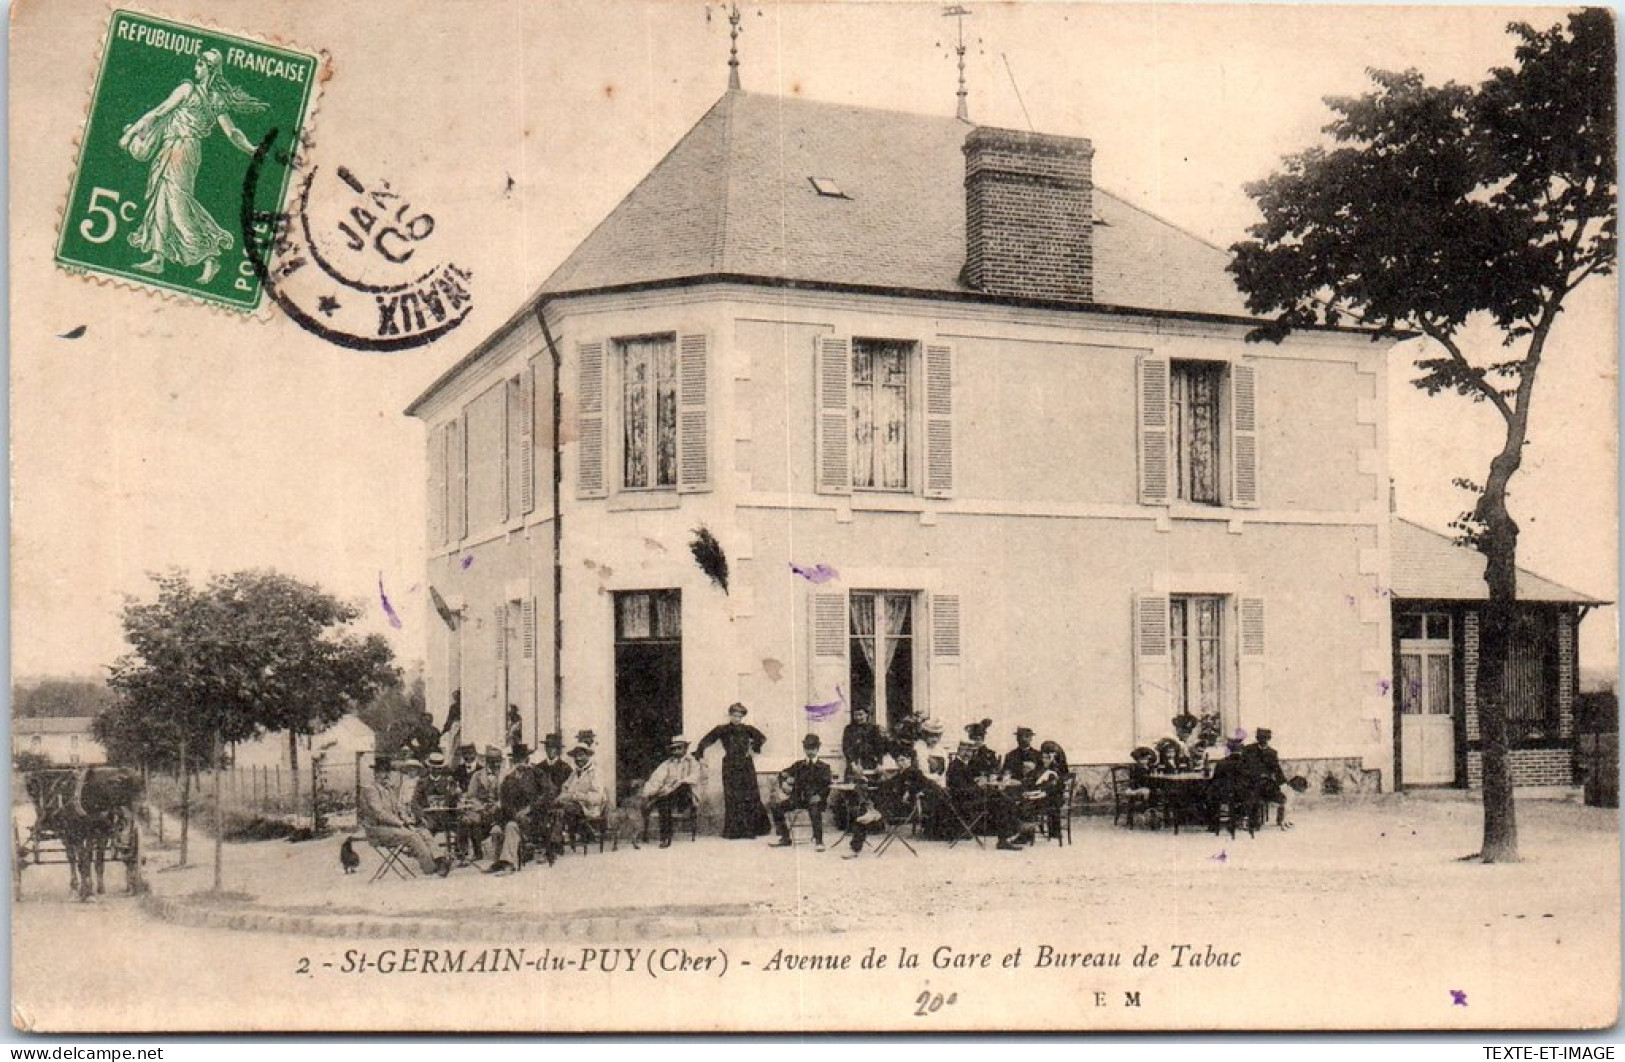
641,735 -> 705,848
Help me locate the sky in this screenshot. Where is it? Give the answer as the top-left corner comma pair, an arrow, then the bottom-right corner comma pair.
10,0 -> 1617,682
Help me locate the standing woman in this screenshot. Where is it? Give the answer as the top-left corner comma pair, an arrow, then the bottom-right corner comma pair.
694,703 -> 771,839
119,49 -> 267,284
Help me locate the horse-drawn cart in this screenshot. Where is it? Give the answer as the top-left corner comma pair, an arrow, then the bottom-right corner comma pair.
13,766 -> 144,900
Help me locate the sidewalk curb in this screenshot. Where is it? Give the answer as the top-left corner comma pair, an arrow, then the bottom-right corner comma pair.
139,892 -> 840,942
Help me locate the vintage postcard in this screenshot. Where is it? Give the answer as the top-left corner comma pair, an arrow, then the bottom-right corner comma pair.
9,0 -> 1618,1035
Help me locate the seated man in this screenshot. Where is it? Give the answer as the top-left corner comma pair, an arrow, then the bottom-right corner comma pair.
457,746 -> 503,863
641,735 -> 704,848
558,744 -> 608,846
358,756 -> 448,877
843,750 -> 925,859
486,745 -> 561,874
1206,736 -> 1260,836
1242,728 -> 1293,829
948,741 -> 1034,850
769,735 -> 833,851
1002,727 -> 1043,781
1024,740 -> 1070,840
450,743 -> 480,793
412,751 -> 462,845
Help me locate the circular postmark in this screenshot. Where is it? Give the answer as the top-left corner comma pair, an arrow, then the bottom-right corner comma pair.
242,130 -> 473,351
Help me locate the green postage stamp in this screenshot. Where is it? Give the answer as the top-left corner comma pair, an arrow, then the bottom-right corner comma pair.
56,11 -> 320,312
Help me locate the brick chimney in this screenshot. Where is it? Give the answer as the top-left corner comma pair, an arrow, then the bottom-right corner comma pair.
963,127 -> 1095,301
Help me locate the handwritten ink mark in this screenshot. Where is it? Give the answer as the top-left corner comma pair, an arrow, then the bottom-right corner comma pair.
805,685 -> 846,720
1450,990 -> 1468,1007
460,556 -> 474,570
789,562 -> 840,584
378,573 -> 403,630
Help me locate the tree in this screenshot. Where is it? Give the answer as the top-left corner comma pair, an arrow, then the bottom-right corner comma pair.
107,569 -> 399,819
357,673 -> 426,756
1229,11 -> 1614,862
13,679 -> 117,719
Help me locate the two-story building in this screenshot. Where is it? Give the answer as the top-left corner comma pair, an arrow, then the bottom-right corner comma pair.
407,88 -> 1400,801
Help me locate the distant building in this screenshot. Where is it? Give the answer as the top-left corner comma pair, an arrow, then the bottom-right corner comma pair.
13,717 -> 106,766
231,715 -> 379,770
1390,518 -> 1608,789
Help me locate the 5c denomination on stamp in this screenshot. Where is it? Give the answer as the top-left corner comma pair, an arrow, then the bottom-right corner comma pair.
56,10 -> 320,312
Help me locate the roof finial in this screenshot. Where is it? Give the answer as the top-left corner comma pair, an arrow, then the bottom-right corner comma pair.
944,5 -> 971,122
727,3 -> 743,92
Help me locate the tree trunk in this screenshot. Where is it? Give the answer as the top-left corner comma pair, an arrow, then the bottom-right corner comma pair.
178,735 -> 190,866
212,728 -> 224,892
1474,453 -> 1522,863
287,730 -> 301,827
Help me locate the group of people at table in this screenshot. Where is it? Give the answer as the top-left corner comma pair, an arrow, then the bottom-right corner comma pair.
356,703 -> 1078,875
1123,713 -> 1299,833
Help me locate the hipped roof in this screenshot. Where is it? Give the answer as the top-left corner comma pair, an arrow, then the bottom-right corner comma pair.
1391,518 -> 1605,605
537,90 -> 1250,318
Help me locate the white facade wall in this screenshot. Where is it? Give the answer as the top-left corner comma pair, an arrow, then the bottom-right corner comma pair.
415,284 -> 1394,795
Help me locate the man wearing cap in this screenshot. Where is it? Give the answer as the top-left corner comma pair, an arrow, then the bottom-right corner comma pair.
641,736 -> 704,848
458,746 -> 503,863
768,735 -> 833,850
1242,728 -> 1293,829
412,751 -> 462,848
536,734 -> 575,794
358,756 -> 449,877
1001,728 -> 1043,781
558,744 -> 608,847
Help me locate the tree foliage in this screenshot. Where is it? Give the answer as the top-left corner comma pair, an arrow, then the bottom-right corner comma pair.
101,570 -> 399,771
1229,11 -> 1615,862
12,679 -> 117,719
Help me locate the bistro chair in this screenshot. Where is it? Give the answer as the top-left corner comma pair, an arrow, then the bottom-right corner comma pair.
1109,765 -> 1150,829
367,838 -> 417,883
871,793 -> 923,859
946,794 -> 987,849
1048,774 -> 1078,846
642,789 -> 701,845
568,805 -> 614,855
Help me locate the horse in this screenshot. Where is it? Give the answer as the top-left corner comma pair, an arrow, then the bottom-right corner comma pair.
24,767 -> 144,901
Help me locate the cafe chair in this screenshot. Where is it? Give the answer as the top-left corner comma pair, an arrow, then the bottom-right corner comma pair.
640,789 -> 701,845
367,838 -> 417,883
1109,765 -> 1149,829
1048,775 -> 1078,846
871,794 -> 922,858
946,795 -> 987,849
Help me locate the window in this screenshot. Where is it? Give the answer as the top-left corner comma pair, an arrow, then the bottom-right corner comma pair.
620,334 -> 678,490
69,734 -> 81,765
1170,361 -> 1224,505
851,339 -> 912,491
1170,595 -> 1225,721
1137,356 -> 1257,508
575,334 -> 710,500
1503,612 -> 1557,741
815,337 -> 953,497
616,589 -> 683,641
1398,611 -> 1453,720
850,591 -> 915,728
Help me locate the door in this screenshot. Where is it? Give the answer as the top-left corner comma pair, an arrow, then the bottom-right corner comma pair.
1399,613 -> 1455,785
614,590 -> 682,802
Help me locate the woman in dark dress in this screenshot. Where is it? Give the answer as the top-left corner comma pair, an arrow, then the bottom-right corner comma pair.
695,703 -> 771,838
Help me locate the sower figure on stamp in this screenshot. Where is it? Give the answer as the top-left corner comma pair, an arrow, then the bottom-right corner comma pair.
118,48 -> 265,285
768,735 -> 833,851
695,703 -> 771,839
358,756 -> 448,877
641,735 -> 705,848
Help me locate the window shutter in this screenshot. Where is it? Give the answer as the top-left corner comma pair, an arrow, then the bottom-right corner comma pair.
493,605 -> 507,663
923,343 -> 955,498
450,414 -> 468,541
808,590 -> 849,743
1238,596 -> 1267,726
1230,362 -> 1259,509
677,333 -> 711,492
428,422 -> 448,547
931,593 -> 961,658
1132,593 -> 1173,746
576,340 -> 607,499
503,376 -> 520,522
521,599 -> 537,660
815,337 -> 852,495
520,364 -> 537,515
1137,355 -> 1171,505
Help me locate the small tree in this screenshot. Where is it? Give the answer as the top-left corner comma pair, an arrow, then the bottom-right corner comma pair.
1230,11 -> 1614,862
108,569 -> 399,824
